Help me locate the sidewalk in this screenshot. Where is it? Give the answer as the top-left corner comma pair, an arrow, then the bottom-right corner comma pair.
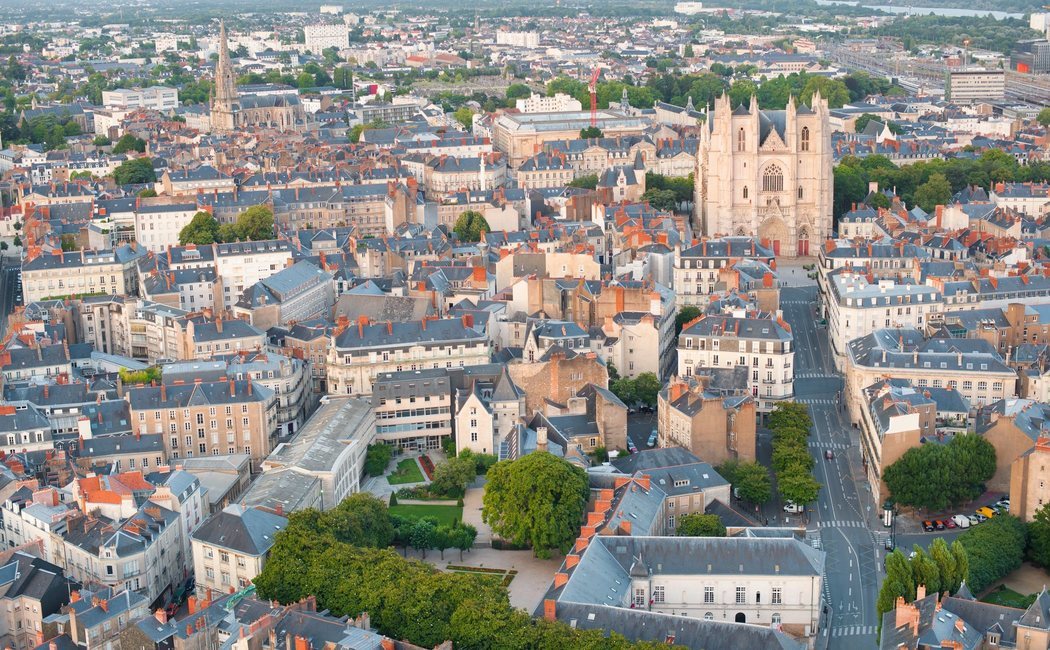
418,546 -> 562,612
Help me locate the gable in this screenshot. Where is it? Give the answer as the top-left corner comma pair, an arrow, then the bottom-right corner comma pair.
761,128 -> 786,151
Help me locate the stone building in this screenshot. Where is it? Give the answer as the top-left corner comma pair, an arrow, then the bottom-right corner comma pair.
657,376 -> 757,466
695,93 -> 832,257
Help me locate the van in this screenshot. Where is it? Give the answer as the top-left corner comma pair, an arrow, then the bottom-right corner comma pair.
976,506 -> 997,519
951,514 -> 971,529
783,501 -> 805,514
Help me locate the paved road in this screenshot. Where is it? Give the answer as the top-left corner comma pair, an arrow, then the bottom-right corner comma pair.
0,264 -> 16,339
782,286 -> 882,648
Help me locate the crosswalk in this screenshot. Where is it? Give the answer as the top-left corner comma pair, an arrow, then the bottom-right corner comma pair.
794,372 -> 840,379
807,441 -> 850,450
794,398 -> 838,406
831,625 -> 876,638
818,520 -> 867,529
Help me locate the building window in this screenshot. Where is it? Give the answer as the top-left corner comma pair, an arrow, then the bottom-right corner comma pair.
736,586 -> 746,604
704,612 -> 714,621
737,128 -> 746,152
801,126 -> 810,151
634,588 -> 646,607
668,515 -> 675,529
742,186 -> 748,200
653,586 -> 665,603
772,613 -> 782,625
704,586 -> 714,603
798,186 -> 803,199
762,163 -> 784,193
772,587 -> 782,604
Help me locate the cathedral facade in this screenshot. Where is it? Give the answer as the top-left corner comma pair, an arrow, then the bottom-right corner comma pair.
210,22 -> 306,133
694,93 -> 832,257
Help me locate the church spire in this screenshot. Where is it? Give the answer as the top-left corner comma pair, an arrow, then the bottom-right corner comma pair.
214,20 -> 237,109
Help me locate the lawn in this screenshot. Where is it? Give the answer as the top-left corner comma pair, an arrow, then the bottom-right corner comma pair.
387,458 -> 425,485
980,587 -> 1037,609
388,504 -> 463,527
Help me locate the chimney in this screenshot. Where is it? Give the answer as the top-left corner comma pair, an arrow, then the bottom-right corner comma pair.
229,379 -> 236,397
160,384 -> 167,401
155,609 -> 168,625
462,314 -> 475,329
543,599 -> 557,622
215,317 -> 223,333
537,426 -> 548,452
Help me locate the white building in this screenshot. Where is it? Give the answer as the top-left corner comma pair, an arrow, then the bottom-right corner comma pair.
190,504 -> 288,597
495,31 -> 539,49
515,92 -> 583,114
304,24 -> 348,53
947,69 -> 1006,102
826,272 -> 943,367
101,86 -> 179,111
133,203 -> 199,253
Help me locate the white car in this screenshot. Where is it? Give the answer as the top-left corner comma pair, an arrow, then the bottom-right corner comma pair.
783,501 -> 805,514
951,514 -> 971,529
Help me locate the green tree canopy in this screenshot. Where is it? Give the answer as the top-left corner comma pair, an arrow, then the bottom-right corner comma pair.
482,452 -> 589,558
112,133 -> 147,154
957,514 -> 1026,593
675,305 -> 701,336
912,173 -> 952,213
234,205 -> 275,241
452,210 -> 490,242
1039,108 -> 1050,128
717,459 -> 772,504
568,174 -> 599,190
1028,502 -> 1050,568
579,126 -> 603,139
768,402 -> 812,434
429,454 -> 477,498
676,513 -> 726,537
364,443 -> 394,477
112,157 -> 155,185
883,433 -> 996,511
453,106 -> 474,129
178,211 -> 220,246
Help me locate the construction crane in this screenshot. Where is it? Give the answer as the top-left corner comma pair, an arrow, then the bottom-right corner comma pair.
588,66 -> 601,128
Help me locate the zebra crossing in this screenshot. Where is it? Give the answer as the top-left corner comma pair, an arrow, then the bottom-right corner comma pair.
818,520 -> 867,529
831,625 -> 876,638
807,441 -> 850,450
793,398 -> 837,406
794,371 -> 839,379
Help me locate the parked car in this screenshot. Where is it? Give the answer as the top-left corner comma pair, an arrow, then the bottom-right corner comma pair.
934,520 -> 945,530
884,537 -> 895,551
999,500 -> 1011,510
951,514 -> 971,529
973,512 -> 988,523
783,501 -> 805,514
647,431 -> 658,448
976,506 -> 997,519
825,449 -> 834,460
628,440 -> 638,453
968,515 -> 980,526
922,520 -> 935,532
945,519 -> 956,529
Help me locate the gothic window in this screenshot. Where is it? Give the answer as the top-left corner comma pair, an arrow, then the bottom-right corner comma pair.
801,126 -> 810,151
798,185 -> 804,199
742,186 -> 749,200
737,128 -> 746,152
762,164 -> 784,193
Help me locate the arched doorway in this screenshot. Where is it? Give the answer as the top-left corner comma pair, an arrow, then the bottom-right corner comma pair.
797,227 -> 810,257
758,215 -> 789,257
735,613 -> 746,623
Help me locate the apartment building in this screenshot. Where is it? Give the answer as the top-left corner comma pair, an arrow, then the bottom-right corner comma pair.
48,587 -> 150,650
371,368 -> 453,452
177,315 -> 266,360
126,300 -> 188,363
155,241 -> 294,310
826,271 -> 943,365
304,23 -> 348,51
222,352 -> 314,438
232,261 -> 335,331
133,203 -> 199,253
190,504 -> 288,598
677,311 -> 794,412
326,316 -> 490,396
947,69 -> 1006,102
857,380 -> 938,504
0,552 -> 75,650
21,244 -> 146,303
102,86 -> 179,111
658,376 -> 757,465
1010,436 -> 1050,522
673,238 -> 776,306
817,239 -> 928,305
126,380 -> 277,468
977,399 -> 1050,494
0,405 -> 55,456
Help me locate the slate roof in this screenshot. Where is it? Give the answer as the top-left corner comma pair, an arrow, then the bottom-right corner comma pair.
190,504 -> 288,555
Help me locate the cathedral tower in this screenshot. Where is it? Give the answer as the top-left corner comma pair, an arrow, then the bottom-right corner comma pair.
210,21 -> 238,133
694,92 -> 832,257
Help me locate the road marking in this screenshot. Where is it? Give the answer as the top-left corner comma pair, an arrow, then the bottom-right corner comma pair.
807,441 -> 850,450
818,520 -> 867,529
831,625 -> 876,637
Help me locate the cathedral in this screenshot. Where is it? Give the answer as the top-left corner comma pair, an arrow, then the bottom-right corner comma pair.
210,22 -> 306,133
694,92 -> 832,257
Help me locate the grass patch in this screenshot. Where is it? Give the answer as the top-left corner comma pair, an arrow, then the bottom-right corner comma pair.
387,458 -> 425,485
388,504 -> 462,526
981,586 -> 1037,609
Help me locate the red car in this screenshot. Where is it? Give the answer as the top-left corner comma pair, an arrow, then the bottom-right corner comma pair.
922,520 -> 935,532
945,519 -> 957,529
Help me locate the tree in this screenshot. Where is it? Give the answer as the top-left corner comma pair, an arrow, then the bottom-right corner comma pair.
452,523 -> 477,560
138,188 -> 157,198
1039,107 -> 1050,128
675,305 -> 701,336
632,373 -> 661,408
640,188 -> 677,211
1028,502 -> 1050,568
728,79 -> 757,107
676,513 -> 726,537
800,76 -> 850,108
877,550 -> 916,628
505,83 -> 532,100
579,126 -> 603,139
430,455 -> 477,498
567,174 -> 599,190
957,514 -> 1026,593
112,133 -> 146,154
910,546 -> 942,596
778,468 -> 821,506
884,434 -> 996,511
952,540 -> 970,593
60,234 -> 77,252
482,452 -> 589,558
410,519 -> 436,558
767,402 -> 812,434
92,135 -> 111,146
912,172 -> 952,213
112,157 -> 155,185
323,493 -> 396,548
234,205 -> 275,241
726,461 -> 772,504
453,106 -> 474,130
452,210 -> 490,242
364,443 -> 394,477
929,537 -> 961,595
178,211 -> 220,246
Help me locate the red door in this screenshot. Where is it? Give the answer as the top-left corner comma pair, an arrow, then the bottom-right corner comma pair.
772,240 -> 781,256
797,238 -> 809,256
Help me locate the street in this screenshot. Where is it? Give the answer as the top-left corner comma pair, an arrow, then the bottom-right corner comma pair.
0,263 -> 16,339
782,286 -> 881,648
